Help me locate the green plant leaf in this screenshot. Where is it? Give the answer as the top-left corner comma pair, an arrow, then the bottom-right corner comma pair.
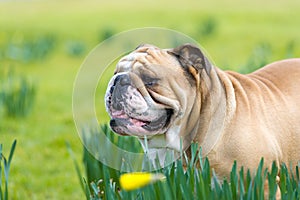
65,141 -> 88,199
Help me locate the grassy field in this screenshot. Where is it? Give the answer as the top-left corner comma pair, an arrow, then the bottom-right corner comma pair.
0,0 -> 299,199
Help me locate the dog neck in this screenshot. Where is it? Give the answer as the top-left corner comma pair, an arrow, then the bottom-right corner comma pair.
139,66 -> 237,165
195,66 -> 236,157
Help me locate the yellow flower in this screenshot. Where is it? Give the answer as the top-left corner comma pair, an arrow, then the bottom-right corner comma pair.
120,172 -> 166,191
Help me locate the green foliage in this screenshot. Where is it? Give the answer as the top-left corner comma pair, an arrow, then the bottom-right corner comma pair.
81,125 -> 142,186
65,40 -> 86,57
66,142 -> 91,200
1,35 -> 56,63
285,40 -> 296,58
239,40 -> 297,74
99,27 -> 116,42
0,140 -> 17,200
0,91 -> 4,121
198,17 -> 218,39
1,71 -> 36,118
71,124 -> 300,200
279,163 -> 300,200
239,42 -> 272,74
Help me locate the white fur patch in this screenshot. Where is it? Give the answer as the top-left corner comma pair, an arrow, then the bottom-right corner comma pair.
165,125 -> 181,152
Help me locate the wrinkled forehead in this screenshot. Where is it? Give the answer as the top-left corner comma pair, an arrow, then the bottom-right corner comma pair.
115,45 -> 173,73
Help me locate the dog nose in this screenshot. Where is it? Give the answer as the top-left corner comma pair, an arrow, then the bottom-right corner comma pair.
114,74 -> 131,86
110,119 -> 117,127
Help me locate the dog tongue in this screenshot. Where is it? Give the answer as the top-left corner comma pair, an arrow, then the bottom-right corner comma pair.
130,118 -> 147,126
111,109 -> 148,127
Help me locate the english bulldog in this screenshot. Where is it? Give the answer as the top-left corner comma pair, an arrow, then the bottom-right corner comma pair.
105,43 -> 300,182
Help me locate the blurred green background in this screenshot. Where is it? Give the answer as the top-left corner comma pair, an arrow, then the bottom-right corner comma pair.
0,0 -> 299,199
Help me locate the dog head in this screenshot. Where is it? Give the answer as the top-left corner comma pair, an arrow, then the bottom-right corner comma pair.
105,43 -> 211,142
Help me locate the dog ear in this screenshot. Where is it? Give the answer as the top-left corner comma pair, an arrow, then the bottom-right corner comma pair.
168,43 -> 212,75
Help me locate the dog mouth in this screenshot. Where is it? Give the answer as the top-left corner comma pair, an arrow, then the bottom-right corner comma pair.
109,108 -> 173,136
105,74 -> 174,137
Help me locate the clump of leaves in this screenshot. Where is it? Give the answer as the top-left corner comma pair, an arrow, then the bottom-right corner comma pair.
65,40 -> 86,57
1,71 -> 36,118
195,17 -> 218,41
3,35 -> 56,63
70,124 -> 300,200
239,42 -> 272,74
0,140 -> 17,200
99,27 -> 116,42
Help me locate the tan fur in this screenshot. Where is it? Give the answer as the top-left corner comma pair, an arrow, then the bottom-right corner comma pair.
193,59 -> 300,178
118,46 -> 300,175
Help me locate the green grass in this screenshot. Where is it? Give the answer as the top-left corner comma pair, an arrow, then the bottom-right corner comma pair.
0,0 -> 299,199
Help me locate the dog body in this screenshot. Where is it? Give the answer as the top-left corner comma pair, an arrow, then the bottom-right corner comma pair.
197,59 -> 300,178
105,44 -> 300,179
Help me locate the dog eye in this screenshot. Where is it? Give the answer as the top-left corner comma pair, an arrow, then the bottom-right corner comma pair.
145,81 -> 156,87
140,73 -> 159,88
141,75 -> 159,87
